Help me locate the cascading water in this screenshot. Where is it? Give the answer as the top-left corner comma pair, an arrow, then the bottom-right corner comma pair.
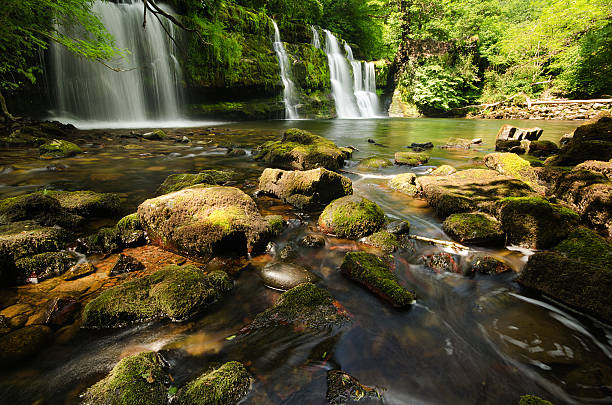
310,26 -> 321,49
272,20 -> 299,120
323,30 -> 380,118
49,0 -> 184,124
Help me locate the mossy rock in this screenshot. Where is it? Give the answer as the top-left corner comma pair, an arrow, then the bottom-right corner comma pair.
156,170 -> 235,195
388,173 -> 418,196
258,167 -> 352,210
255,128 -> 346,170
357,157 -> 393,169
82,265 -> 233,328
553,227 -> 612,269
495,139 -> 521,152
264,215 -> 286,238
326,370 -> 381,405
528,140 -> 559,157
0,129 -> 48,147
442,212 -> 504,246
82,351 -> 168,405
441,137 -> 472,149
575,160 -> 612,180
340,252 -> 414,308
14,251 -> 77,283
39,139 -> 82,159
116,213 -> 147,247
244,283 -> 349,331
484,152 -> 542,193
0,192 -> 81,228
497,197 -> 579,249
318,195 -> 386,239
419,252 -> 461,274
394,151 -> 428,166
41,190 -> 121,216
62,262 -> 96,281
518,395 -> 554,405
176,361 -> 251,405
467,254 -> 512,275
363,231 -> 402,253
431,165 -> 456,176
138,186 -> 272,260
84,227 -> 121,254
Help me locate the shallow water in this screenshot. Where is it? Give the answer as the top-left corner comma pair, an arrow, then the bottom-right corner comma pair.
1,118 -> 611,405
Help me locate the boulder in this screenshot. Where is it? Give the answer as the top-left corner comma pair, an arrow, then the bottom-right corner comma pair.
259,262 -> 320,291
255,128 -> 346,170
575,160 -> 612,179
467,254 -> 512,275
0,325 -> 53,366
41,190 -> 120,217
388,173 -> 419,196
497,197 -> 579,249
14,251 -> 77,283
357,157 -> 393,169
156,170 -> 235,195
82,351 -> 168,405
385,220 -> 411,235
442,212 -> 504,246
141,129 -> 167,140
176,361 -> 251,405
116,213 -> 147,247
362,231 -> 402,253
62,262 -> 96,281
0,192 -> 81,228
496,124 -> 543,142
496,139 -> 521,152
340,252 -> 414,307
441,137 -> 472,149
430,165 -> 456,176
326,370 -> 381,405
83,227 -> 121,254
82,265 -> 232,328
318,195 -> 386,239
419,252 -> 461,274
138,186 -> 273,260
258,167 -> 352,210
39,139 -> 82,159
527,140 -> 559,157
484,152 -> 542,193
394,151 -> 428,166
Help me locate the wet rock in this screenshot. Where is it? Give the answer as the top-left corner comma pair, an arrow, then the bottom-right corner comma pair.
357,157 -> 393,169
14,251 -> 77,283
441,137 -> 472,149
362,231 -> 402,253
156,170 -> 235,195
62,262 -> 96,281
509,145 -> 526,154
442,212 -> 504,246
0,192 -> 81,228
408,142 -> 434,149
82,265 -> 233,328
367,139 -> 376,143
318,195 -> 386,239
83,227 -> 121,254
518,395 -> 553,405
339,147 -> 354,160
527,140 -> 559,157
484,152 -> 542,193
39,139 -> 82,159
341,252 -> 414,307
41,190 -> 121,217
394,151 -> 428,166
44,297 -> 80,326
82,351 -> 168,405
258,167 -> 353,210
388,173 -> 418,196
300,233 -> 326,248
141,129 -> 167,140
496,124 -> 543,143
0,325 -> 53,366
430,165 -> 456,176
385,220 -> 410,235
116,213 -> 147,247
472,138 -> 482,144
176,361 -> 251,405
419,252 -> 460,274
227,147 -> 247,156
278,243 -> 298,260
265,215 -> 286,238
495,139 -> 521,152
138,186 -> 273,260
497,197 -> 578,249
326,370 -> 382,405
259,262 -> 320,291
243,283 -> 349,331
109,254 -> 145,276
467,254 -> 512,275
255,128 -> 346,170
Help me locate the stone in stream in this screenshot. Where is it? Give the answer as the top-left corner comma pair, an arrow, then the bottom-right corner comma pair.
394,151 -> 428,166
82,227 -> 121,254
115,213 -> 147,247
318,195 -> 386,239
141,129 -> 167,140
362,231 -> 403,253
518,395 -> 554,405
156,169 -> 235,195
40,190 -> 121,217
527,140 -> 559,157
440,137 -> 472,149
407,142 -> 434,149
483,152 -> 543,193
442,212 -> 505,246
62,262 -> 96,281
108,253 -> 145,276
496,124 -> 543,145
326,370 -> 382,405
82,351 -> 168,405
0,325 -> 53,366
259,262 -> 320,291
466,254 -> 512,275
300,233 -> 326,248
357,157 -> 393,169
175,361 -> 251,405
430,165 -> 456,176
419,252 -> 461,274
340,252 -> 415,308
0,192 -> 82,229
255,128 -> 347,170
14,251 -> 78,283
258,167 -> 353,210
226,147 -> 247,156
39,139 -> 82,159
388,173 -> 418,196
385,220 -> 410,235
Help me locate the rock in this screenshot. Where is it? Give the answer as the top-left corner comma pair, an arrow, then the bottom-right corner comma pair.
39,139 -> 82,159
441,137 -> 472,149
176,361 -> 251,405
575,160 -> 612,180
318,195 -> 386,239
385,220 -> 410,235
548,111 -> 612,165
83,227 -> 120,254
0,192 -> 81,228
259,262 -> 319,291
518,395 -> 554,405
339,147 -> 354,159
418,169 -> 534,219
278,243 -> 297,260
484,152 -> 542,192
243,283 -> 349,331
362,231 -> 402,253
471,138 -> 482,144
527,140 -> 559,157
442,212 -> 504,246
82,265 -> 233,328
142,129 -> 167,140
509,145 -> 526,154
43,297 -> 80,326
82,351 -> 168,405
109,254 -> 145,276
497,197 -> 579,249
496,139 -> 521,152
116,213 -> 147,247
467,254 -> 512,275
14,251 -> 77,283
367,139 -> 376,143
258,167 -> 352,210
62,262 -> 96,281
326,370 -> 381,405
340,252 -> 414,307
430,165 -> 456,176
300,233 -> 326,248
255,128 -> 346,170
357,157 -> 393,169
496,124 -> 543,142
388,173 -> 418,196
138,186 -> 273,260
408,142 -> 434,149
394,151 -> 428,166
156,170 -> 235,195
42,190 -> 120,217
264,215 -> 286,237
419,253 -> 460,274
0,325 -> 53,366
227,147 -> 247,156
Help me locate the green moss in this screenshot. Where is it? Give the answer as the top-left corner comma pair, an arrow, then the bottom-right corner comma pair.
14,251 -> 77,282
86,227 -> 120,254
0,192 -> 82,228
176,361 -> 250,405
157,170 -> 235,195
188,99 -> 285,120
431,165 -> 456,176
519,395 -> 554,405
116,213 -> 146,247
484,152 -> 541,191
82,352 -> 168,405
318,195 -> 386,239
363,231 -> 401,253
553,227 -> 612,268
388,173 -> 418,196
442,212 -> 504,246
358,157 -> 393,169
265,215 -> 285,237
340,252 -> 414,307
394,151 -> 429,166
41,190 -> 120,216
39,139 -> 81,159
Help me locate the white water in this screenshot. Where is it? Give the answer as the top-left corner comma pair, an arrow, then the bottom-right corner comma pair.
323,30 -> 380,118
272,20 -> 299,120
49,0 -> 184,123
311,25 -> 321,49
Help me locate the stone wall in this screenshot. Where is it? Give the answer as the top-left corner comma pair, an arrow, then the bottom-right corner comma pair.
468,102 -> 612,121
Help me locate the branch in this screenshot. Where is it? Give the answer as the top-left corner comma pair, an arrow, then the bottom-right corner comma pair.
406,235 -> 469,251
143,1 -> 211,45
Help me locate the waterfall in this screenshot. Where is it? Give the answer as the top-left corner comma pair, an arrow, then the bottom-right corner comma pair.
272,20 -> 299,120
323,30 -> 380,118
49,0 -> 184,124
311,26 -> 321,49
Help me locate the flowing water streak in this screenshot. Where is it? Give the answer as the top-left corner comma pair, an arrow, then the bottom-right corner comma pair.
272,20 -> 299,119
310,25 -> 321,49
345,43 -> 380,117
49,0 -> 184,122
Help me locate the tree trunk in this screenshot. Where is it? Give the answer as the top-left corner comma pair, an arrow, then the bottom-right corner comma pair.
0,89 -> 15,122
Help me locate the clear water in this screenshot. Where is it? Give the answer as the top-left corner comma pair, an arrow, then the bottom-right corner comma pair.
1,118 -> 610,405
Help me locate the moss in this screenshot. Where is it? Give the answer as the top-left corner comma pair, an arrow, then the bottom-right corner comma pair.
442,212 -> 505,246
340,252 -> 414,307
157,170 -> 235,195
0,192 -> 81,228
357,157 -> 393,169
39,139 -> 81,159
394,151 -> 429,166
176,361 -> 250,405
142,130 -> 167,140
116,213 -> 146,247
467,254 -> 512,275
265,215 -> 285,237
549,112 -> 612,166
388,173 -> 419,196
326,370 -> 380,405
518,395 -> 554,405
318,195 -> 386,239
82,352 -> 168,405
0,325 -> 53,366
85,227 -> 120,254
188,99 -> 285,120
14,251 -> 77,282
484,152 -> 542,192
431,165 -> 456,176
41,190 -> 121,216
553,227 -> 612,269
363,231 -> 401,253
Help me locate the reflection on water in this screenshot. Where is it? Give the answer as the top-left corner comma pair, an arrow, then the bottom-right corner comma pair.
1,118 -> 611,404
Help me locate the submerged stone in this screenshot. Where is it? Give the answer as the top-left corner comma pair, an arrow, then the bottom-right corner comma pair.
441,137 -> 472,149
176,361 -> 251,405
300,233 -> 326,248
518,395 -> 554,405
419,252 -> 461,274
39,139 -> 82,159
156,170 -> 235,195
467,254 -> 512,275
442,212 -> 504,246
326,370 -> 382,405
394,151 -> 428,166
0,325 -> 53,366
259,262 -> 319,291
388,173 -> 418,196
318,195 -> 386,239
357,157 -> 393,169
